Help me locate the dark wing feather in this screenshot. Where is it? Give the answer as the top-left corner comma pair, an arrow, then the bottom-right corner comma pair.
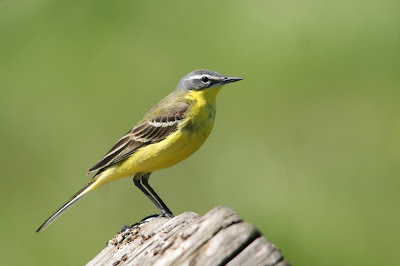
88,102 -> 188,174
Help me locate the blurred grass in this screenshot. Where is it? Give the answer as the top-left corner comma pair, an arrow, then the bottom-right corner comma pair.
1,0 -> 399,265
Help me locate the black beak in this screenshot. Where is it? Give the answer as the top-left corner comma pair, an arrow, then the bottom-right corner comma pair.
223,76 -> 243,84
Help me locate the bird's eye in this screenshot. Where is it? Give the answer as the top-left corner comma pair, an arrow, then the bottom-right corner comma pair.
201,76 -> 209,83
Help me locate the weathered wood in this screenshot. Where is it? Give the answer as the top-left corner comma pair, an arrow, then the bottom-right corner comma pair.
87,206 -> 289,266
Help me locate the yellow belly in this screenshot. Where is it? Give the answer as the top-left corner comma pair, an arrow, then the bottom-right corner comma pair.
92,88 -> 219,188
121,122 -> 213,174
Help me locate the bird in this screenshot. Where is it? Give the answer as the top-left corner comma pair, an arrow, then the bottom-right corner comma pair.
36,69 -> 243,232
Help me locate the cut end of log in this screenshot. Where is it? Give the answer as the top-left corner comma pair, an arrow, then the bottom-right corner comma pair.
87,206 -> 290,266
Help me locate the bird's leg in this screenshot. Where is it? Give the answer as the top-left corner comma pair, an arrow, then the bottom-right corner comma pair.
142,173 -> 174,217
133,173 -> 165,216
133,173 -> 173,217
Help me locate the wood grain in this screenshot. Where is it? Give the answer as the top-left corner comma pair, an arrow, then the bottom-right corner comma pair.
87,206 -> 289,266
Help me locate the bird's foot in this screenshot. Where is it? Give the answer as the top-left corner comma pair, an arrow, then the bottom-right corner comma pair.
129,213 -> 160,227
119,224 -> 131,233
161,212 -> 174,218
140,213 -> 161,223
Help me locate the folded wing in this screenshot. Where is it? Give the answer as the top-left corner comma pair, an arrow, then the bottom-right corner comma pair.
88,102 -> 188,174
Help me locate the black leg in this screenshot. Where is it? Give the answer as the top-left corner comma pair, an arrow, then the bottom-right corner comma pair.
133,174 -> 165,214
133,173 -> 173,217
142,173 -> 174,217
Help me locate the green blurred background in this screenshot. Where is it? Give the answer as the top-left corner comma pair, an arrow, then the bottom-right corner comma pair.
1,0 -> 399,265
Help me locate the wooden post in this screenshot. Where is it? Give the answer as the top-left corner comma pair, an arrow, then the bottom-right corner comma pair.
87,206 -> 290,265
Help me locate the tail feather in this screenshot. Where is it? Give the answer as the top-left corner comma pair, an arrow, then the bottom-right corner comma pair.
36,180 -> 96,232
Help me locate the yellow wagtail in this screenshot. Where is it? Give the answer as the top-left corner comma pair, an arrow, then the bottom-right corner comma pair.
36,69 -> 243,232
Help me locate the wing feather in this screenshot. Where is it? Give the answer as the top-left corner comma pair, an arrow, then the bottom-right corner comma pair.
88,102 -> 188,174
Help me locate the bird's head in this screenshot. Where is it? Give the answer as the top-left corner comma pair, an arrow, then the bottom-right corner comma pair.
176,69 -> 243,93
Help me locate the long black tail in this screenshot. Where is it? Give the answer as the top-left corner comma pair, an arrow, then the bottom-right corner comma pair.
36,180 -> 96,232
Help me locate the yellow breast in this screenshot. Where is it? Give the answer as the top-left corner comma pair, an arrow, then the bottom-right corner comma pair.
101,87 -> 220,182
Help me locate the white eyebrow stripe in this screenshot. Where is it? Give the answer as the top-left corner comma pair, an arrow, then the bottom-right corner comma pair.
148,120 -> 177,127
188,74 -> 211,80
